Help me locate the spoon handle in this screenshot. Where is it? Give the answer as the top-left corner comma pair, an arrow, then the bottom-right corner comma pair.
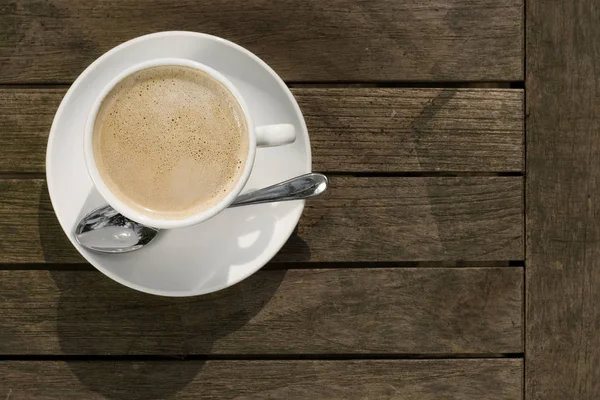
230,173 -> 328,208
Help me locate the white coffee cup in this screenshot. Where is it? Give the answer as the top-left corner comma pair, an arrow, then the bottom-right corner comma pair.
83,58 -> 296,229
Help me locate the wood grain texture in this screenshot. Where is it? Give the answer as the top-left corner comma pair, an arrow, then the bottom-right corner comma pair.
0,177 -> 523,263
526,0 -> 600,399
0,0 -> 523,83
297,88 -> 524,172
0,88 -> 524,173
0,89 -> 60,173
0,359 -> 523,400
280,176 -> 524,261
0,268 -> 523,355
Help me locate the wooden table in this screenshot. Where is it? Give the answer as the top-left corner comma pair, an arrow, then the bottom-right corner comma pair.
0,1 -> 597,399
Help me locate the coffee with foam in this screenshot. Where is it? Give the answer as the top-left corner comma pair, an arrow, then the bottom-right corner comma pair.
92,65 -> 249,220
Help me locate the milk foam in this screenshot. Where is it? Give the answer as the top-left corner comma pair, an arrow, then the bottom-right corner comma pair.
93,66 -> 249,219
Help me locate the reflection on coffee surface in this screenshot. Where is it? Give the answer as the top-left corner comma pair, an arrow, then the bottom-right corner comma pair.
93,66 -> 249,220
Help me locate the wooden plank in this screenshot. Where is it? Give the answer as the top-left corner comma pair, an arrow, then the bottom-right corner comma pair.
0,88 -> 524,174
0,177 -> 523,263
299,88 -> 524,173
280,176 -> 524,262
0,268 -> 522,355
0,89 -> 60,174
0,0 -> 523,83
0,359 -> 523,399
526,0 -> 600,399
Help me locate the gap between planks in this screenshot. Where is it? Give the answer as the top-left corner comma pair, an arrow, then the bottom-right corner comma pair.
0,354 -> 524,361
0,261 -> 525,271
0,82 -> 524,89
0,172 -> 524,180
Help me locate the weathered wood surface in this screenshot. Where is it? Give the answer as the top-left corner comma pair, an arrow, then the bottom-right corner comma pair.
0,0 -> 524,83
526,0 -> 600,399
0,359 -> 523,400
298,88 -> 524,172
0,1 -> 528,397
0,89 -> 58,173
0,177 -> 524,263
0,268 -> 523,355
0,88 -> 524,174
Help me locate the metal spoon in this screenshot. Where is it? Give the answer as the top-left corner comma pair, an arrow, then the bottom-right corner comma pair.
75,173 -> 328,254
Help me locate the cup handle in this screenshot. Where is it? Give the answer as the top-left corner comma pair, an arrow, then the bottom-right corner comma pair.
256,124 -> 296,147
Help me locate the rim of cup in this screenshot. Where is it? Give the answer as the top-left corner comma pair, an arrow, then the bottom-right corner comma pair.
83,57 -> 257,230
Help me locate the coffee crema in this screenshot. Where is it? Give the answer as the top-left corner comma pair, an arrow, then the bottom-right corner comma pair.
93,65 -> 249,220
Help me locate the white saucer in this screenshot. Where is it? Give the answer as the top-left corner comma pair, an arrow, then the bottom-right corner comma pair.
46,32 -> 311,297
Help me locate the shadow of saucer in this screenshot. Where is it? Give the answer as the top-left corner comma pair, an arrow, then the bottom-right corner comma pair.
49,269 -> 285,400
272,224 -> 311,263
37,183 -> 287,399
